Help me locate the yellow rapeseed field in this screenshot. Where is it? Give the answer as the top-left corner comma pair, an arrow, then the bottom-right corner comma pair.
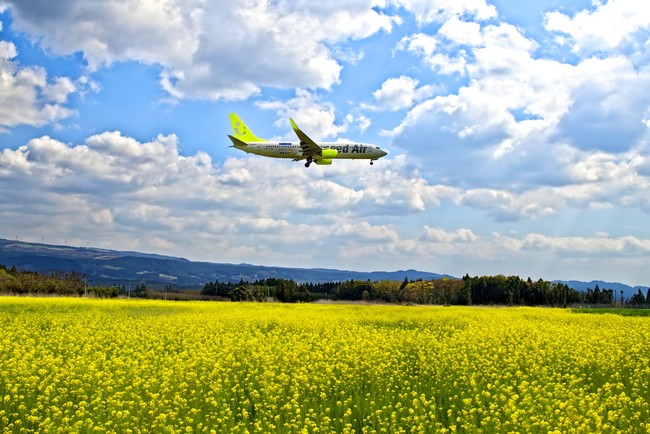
0,297 -> 648,433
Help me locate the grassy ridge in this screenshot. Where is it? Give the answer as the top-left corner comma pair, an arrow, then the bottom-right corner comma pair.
1,298 -> 649,433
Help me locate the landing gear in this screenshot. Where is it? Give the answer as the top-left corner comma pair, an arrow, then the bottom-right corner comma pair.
370,160 -> 375,165
304,156 -> 313,168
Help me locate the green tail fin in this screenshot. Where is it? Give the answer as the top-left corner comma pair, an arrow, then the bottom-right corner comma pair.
229,113 -> 267,142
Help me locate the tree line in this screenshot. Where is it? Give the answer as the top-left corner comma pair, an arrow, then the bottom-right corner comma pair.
201,278 -> 314,302
2,262 -> 648,306
202,275 -> 650,306
0,264 -> 118,297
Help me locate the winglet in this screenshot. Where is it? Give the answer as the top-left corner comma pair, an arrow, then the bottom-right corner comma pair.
229,113 -> 268,142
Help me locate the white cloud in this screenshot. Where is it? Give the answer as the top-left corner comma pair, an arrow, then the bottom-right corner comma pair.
460,189 -> 556,221
365,76 -> 439,111
396,33 -> 469,75
0,37 -> 81,130
396,33 -> 438,57
544,0 -> 650,55
40,77 -> 76,104
390,1 -> 650,212
3,0 -> 398,101
5,0 -> 201,71
335,155 -> 461,212
438,17 -> 483,46
329,219 -> 400,243
255,89 -> 374,140
421,226 -> 478,243
0,39 -> 16,58
391,0 -> 497,25
554,56 -> 650,152
89,209 -> 114,226
495,232 -> 650,255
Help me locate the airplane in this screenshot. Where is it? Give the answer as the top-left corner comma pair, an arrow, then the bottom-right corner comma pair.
228,113 -> 387,167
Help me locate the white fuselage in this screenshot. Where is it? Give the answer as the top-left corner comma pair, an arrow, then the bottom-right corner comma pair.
236,141 -> 387,160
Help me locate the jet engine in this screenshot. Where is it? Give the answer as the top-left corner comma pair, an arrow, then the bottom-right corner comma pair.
315,159 -> 332,165
321,149 -> 338,159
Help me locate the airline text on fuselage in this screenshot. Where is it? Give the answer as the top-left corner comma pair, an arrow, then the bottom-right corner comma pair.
277,143 -> 371,154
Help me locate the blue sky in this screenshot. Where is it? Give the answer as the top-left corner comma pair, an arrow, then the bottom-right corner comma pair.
1,0 -> 649,286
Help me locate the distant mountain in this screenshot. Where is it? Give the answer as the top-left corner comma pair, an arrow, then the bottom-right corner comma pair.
0,239 -> 450,288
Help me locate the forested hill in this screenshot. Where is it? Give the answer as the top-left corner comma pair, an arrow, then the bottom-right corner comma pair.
0,238 -> 449,289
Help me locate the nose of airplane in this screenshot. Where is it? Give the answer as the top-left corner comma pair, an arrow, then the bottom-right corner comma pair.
379,149 -> 388,157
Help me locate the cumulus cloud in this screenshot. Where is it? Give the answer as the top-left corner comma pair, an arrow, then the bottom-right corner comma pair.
494,232 -> 650,255
390,1 -> 650,215
544,0 -> 650,55
4,0 -> 201,70
390,0 -> 497,25
553,56 -> 650,152
421,226 -> 479,243
3,0 -> 398,101
438,17 -> 483,46
396,33 -> 469,75
255,89 -> 374,140
459,189 -> 556,222
0,34 -> 86,131
419,226 -> 650,257
255,90 -> 348,140
364,76 -> 440,111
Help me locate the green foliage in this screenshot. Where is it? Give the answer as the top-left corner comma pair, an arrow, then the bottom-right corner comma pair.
273,279 -> 310,303
203,278 -> 312,303
463,275 -> 581,306
195,274 -> 629,307
371,280 -> 402,302
402,278 -> 469,305
87,286 -> 119,298
572,308 -> 650,317
0,264 -> 117,298
332,279 -> 373,301
629,288 -> 647,305
584,284 -> 615,304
